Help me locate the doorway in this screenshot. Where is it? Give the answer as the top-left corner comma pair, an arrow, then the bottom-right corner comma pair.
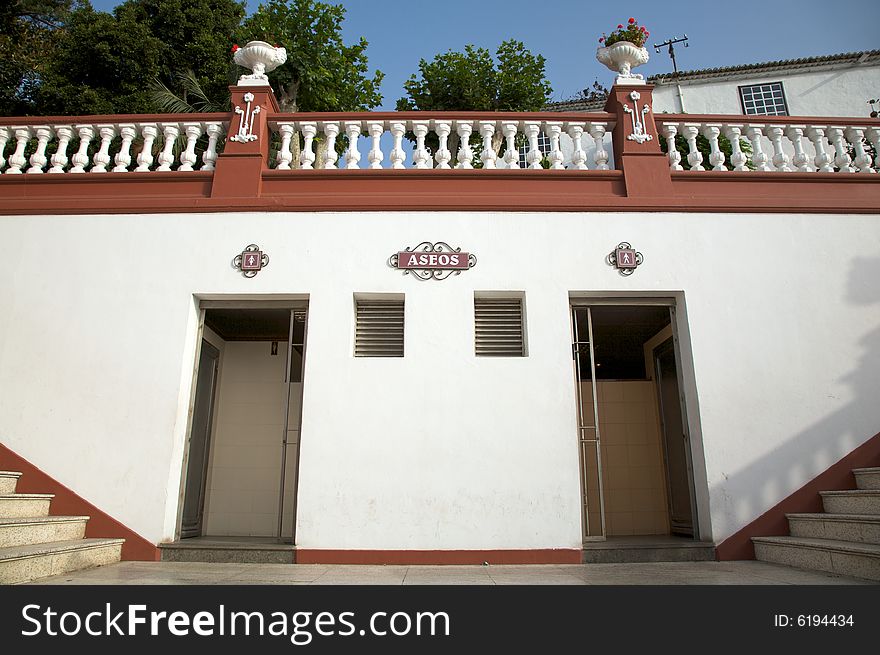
571,302 -> 698,542
179,304 -> 307,543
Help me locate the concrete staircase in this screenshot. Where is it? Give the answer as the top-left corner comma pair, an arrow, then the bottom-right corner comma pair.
752,467 -> 880,581
0,470 -> 124,584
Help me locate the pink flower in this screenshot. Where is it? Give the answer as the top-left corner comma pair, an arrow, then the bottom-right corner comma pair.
599,37 -> 605,42
617,24 -> 623,28
640,26 -> 646,31
628,17 -> 635,23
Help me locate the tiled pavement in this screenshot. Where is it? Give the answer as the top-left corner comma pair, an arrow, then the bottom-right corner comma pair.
24,560 -> 876,585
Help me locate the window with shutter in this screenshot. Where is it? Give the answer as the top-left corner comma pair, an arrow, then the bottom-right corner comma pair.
355,299 -> 404,357
474,297 -> 526,357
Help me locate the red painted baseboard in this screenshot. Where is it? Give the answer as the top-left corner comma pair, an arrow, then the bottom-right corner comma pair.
0,442 -> 160,561
715,431 -> 880,561
295,549 -> 582,565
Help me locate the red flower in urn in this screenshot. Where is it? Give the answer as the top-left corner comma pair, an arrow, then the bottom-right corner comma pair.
231,44 -> 240,53
601,18 -> 649,47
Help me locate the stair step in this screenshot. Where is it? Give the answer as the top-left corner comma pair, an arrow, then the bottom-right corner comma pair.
0,516 -> 89,548
0,472 -> 22,495
820,490 -> 880,515
581,539 -> 716,564
853,467 -> 880,490
787,513 -> 880,545
0,494 -> 54,518
752,536 -> 880,581
0,538 -> 124,584
159,540 -> 297,564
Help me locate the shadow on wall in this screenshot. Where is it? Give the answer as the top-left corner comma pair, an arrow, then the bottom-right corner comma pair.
710,255 -> 880,555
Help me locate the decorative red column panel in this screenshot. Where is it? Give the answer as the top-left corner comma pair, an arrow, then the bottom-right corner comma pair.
604,84 -> 675,198
210,85 -> 280,198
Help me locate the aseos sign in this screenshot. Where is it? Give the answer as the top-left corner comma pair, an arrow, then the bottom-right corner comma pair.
388,241 -> 477,281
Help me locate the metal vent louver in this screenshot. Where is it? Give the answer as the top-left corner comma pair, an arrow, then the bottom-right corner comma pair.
355,299 -> 404,357
475,298 -> 525,356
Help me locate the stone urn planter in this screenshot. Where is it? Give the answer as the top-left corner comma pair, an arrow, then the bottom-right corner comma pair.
596,41 -> 650,85
233,40 -> 288,87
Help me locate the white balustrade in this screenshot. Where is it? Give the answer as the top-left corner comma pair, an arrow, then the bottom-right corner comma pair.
654,117 -> 877,174
263,117 -> 616,172
0,119 -> 228,175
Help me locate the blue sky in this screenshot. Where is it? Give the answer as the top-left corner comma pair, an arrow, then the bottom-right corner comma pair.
90,0 -> 880,110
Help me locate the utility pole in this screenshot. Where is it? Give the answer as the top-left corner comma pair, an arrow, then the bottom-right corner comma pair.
654,35 -> 689,113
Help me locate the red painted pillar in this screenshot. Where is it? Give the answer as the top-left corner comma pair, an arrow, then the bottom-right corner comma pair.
211,86 -> 280,199
604,84 -> 674,198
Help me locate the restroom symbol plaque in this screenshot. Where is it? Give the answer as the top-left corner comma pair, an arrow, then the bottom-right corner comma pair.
607,242 -> 643,276
233,244 -> 269,278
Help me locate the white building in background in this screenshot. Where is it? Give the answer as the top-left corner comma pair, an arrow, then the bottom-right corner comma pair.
549,50 -> 880,117
0,43 -> 879,580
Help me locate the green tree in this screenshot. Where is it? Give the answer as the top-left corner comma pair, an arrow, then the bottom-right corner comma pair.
237,0 -> 384,113
0,0 -> 76,116
396,39 -> 552,162
397,39 -> 551,112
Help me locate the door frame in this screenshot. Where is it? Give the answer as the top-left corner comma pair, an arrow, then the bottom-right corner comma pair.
174,297 -> 310,542
568,294 -> 711,542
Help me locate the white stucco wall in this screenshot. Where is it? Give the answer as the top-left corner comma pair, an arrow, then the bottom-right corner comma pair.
1,209 -> 878,550
652,63 -> 880,116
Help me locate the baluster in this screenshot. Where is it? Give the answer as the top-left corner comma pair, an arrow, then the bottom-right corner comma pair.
48,126 -> 72,173
805,126 -> 833,173
274,123 -> 294,170
367,121 -> 384,169
433,120 -> 452,169
658,123 -> 682,171
866,127 -> 880,171
844,127 -> 874,173
681,124 -> 704,171
320,122 -> 339,169
113,124 -> 137,172
588,122 -> 609,170
765,125 -> 792,172
299,122 -> 317,169
389,121 -> 406,169
344,121 -> 362,169
784,125 -> 812,172
135,124 -> 158,172
0,127 -> 9,172
722,124 -> 748,172
69,125 -> 95,173
27,126 -> 53,174
700,124 -> 725,171
455,121 -> 474,169
566,122 -> 587,170
826,127 -> 854,173
500,122 -> 519,169
745,125 -> 770,171
91,125 -> 116,173
202,123 -> 223,171
545,121 -> 564,170
411,120 -> 431,169
156,123 -> 180,171
178,123 -> 202,172
6,127 -> 32,174
523,121 -> 543,170
479,121 -> 497,169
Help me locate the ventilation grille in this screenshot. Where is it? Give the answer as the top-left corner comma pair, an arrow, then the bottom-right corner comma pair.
475,298 -> 525,356
355,299 -> 404,357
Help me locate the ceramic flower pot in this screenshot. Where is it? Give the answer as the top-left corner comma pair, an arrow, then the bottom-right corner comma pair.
596,41 -> 650,84
233,40 -> 288,86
